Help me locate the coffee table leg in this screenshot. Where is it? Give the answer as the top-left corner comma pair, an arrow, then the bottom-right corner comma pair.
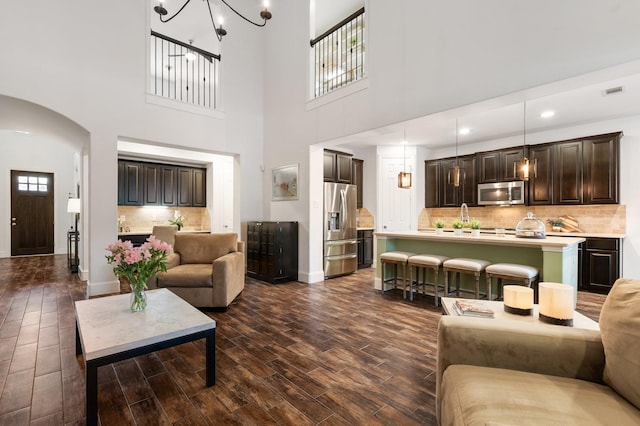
205,329 -> 216,386
75,322 -> 82,356
86,360 -> 98,426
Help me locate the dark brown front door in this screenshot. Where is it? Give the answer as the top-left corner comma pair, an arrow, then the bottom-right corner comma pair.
11,170 -> 55,256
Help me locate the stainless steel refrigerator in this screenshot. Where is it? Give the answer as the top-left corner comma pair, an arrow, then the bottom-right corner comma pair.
324,182 -> 358,278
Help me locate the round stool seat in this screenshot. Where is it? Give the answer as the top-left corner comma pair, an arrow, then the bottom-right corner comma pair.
409,254 -> 449,267
486,263 -> 538,278
381,251 -> 414,262
443,258 -> 490,272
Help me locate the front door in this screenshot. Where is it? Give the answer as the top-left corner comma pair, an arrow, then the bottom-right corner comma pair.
11,170 -> 55,256
380,157 -> 413,231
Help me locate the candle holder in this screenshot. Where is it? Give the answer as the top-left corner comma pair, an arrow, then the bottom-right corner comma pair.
538,282 -> 574,326
503,285 -> 533,315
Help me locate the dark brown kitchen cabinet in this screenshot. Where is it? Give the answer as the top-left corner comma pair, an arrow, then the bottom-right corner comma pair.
118,160 -> 205,207
581,238 -> 620,294
192,168 -> 207,207
477,147 -> 525,183
439,155 -> 477,207
583,134 -> 619,204
246,221 -> 298,283
119,161 -> 144,206
324,150 -> 352,183
357,229 -> 373,269
528,144 -> 554,205
424,160 -> 440,208
352,158 -> 364,208
554,141 -> 583,204
177,167 -> 193,207
143,163 -> 162,205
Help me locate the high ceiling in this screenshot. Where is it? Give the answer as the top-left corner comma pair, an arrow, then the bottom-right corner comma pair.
328,60 -> 640,151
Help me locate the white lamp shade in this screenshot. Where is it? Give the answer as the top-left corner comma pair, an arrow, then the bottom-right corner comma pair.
503,285 -> 534,315
67,198 -> 81,214
538,282 -> 574,325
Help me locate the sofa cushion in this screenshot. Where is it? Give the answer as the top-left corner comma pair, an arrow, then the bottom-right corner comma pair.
441,364 -> 640,425
599,278 -> 640,410
174,233 -> 237,264
156,264 -> 213,288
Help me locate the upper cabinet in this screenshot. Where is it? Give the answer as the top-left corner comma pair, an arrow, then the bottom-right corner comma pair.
528,133 -> 620,205
118,160 -> 206,207
324,150 -> 352,183
351,158 -> 364,208
477,147 -> 525,183
583,135 -> 619,204
426,155 -> 477,208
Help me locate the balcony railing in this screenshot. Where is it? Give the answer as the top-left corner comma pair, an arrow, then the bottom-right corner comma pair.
150,31 -> 220,109
310,7 -> 365,98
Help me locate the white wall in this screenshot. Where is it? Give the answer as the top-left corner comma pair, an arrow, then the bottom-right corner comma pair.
0,130 -> 79,257
0,1 -> 265,295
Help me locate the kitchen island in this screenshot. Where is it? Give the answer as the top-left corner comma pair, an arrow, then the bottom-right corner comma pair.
375,230 -> 585,303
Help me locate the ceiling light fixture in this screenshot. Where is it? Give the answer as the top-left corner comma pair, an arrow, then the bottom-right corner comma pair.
540,110 -> 555,118
153,0 -> 273,42
398,131 -> 412,189
458,127 -> 471,135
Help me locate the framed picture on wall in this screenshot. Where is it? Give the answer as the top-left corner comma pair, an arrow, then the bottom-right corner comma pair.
272,164 -> 299,201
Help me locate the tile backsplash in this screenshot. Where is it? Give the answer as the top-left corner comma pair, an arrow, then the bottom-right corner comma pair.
418,204 -> 626,234
117,206 -> 211,233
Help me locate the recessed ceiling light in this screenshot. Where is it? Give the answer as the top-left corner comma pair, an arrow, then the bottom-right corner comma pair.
15,130 -> 31,135
458,127 -> 470,135
540,110 -> 555,118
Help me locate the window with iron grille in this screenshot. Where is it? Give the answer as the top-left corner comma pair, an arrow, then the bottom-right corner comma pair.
310,7 -> 365,98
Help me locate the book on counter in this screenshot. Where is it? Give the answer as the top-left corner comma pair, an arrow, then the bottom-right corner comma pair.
452,300 -> 495,318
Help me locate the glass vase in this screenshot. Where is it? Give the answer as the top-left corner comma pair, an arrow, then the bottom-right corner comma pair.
129,281 -> 147,312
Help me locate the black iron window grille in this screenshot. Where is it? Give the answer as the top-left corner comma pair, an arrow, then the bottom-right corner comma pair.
310,7 -> 365,98
150,31 -> 221,109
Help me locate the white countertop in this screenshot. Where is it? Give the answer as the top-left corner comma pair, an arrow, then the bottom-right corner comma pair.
375,230 -> 585,248
418,228 -> 625,239
118,229 -> 210,236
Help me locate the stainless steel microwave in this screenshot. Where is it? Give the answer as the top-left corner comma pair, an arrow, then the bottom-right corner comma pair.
477,181 -> 525,205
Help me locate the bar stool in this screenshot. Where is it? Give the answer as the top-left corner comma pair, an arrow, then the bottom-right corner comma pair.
443,258 -> 491,299
485,263 -> 539,301
408,254 -> 449,305
380,251 -> 415,299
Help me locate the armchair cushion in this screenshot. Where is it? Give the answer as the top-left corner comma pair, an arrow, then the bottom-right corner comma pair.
599,278 -> 640,410
174,233 -> 237,264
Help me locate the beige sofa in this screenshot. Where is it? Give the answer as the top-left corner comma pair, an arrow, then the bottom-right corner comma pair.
147,232 -> 245,310
436,278 -> 640,425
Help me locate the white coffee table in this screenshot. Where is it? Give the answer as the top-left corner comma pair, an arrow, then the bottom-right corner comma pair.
441,297 -> 599,331
75,288 -> 216,426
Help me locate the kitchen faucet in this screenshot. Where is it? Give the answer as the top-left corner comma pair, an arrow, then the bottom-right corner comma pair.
460,203 -> 470,224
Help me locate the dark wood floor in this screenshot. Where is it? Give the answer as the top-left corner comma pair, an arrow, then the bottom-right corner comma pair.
0,255 -> 607,425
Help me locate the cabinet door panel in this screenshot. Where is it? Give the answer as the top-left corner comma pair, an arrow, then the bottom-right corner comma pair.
478,152 -> 500,183
143,164 -> 162,205
584,250 -> 618,294
528,145 -> 553,205
122,162 -> 144,206
554,141 -> 583,204
177,168 -> 193,207
192,168 -> 206,207
459,155 -> 477,206
161,166 -> 177,206
324,152 -> 336,182
439,159 -> 458,207
352,159 -> 364,208
336,153 -> 352,183
501,148 -> 524,181
424,160 -> 440,208
584,135 -> 619,204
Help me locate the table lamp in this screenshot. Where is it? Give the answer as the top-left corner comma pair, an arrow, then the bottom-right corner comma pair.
538,282 -> 574,326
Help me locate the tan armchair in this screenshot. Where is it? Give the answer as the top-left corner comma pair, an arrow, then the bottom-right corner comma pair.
147,233 -> 245,310
436,278 -> 640,425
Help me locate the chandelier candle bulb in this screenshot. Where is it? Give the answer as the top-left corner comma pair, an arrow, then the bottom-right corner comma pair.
538,282 -> 574,326
503,285 -> 534,315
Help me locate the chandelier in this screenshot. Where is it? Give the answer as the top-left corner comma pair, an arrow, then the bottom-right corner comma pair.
153,0 -> 273,42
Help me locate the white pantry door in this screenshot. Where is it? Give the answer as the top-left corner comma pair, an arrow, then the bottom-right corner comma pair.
380,157 -> 413,232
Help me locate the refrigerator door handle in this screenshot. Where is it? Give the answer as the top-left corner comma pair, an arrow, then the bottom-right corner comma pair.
340,189 -> 347,232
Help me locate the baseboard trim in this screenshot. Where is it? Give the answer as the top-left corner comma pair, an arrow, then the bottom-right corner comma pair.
87,279 -> 119,297
300,270 -> 325,284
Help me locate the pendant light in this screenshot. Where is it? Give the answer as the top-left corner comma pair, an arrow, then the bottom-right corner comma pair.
520,102 -> 531,181
398,131 -> 412,188
450,119 -> 463,187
